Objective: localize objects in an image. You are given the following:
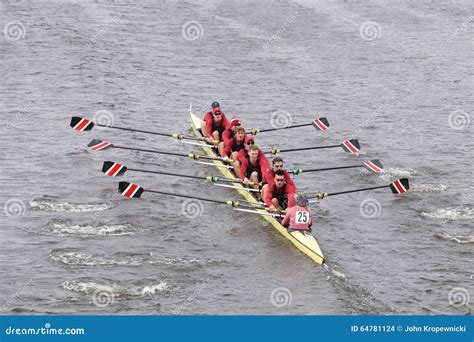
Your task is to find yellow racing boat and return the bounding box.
[189,111,325,265]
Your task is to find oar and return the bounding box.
[250,117,329,135]
[307,178,409,203]
[102,161,258,187]
[117,182,283,218]
[290,159,383,175]
[265,139,361,155]
[87,139,222,161]
[70,116,207,143]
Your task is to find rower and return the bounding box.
[261,157,297,203]
[235,136,267,177]
[240,145,269,194]
[218,117,242,156]
[202,101,230,144]
[281,194,312,232]
[220,127,246,164]
[265,169,296,212]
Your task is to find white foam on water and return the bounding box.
[411,184,448,193]
[380,167,420,181]
[30,198,114,212]
[42,221,137,237]
[421,207,474,220]
[434,232,474,244]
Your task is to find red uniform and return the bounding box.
[221,127,235,145]
[240,156,269,182]
[202,112,230,139]
[265,183,296,209]
[265,169,297,193]
[221,136,246,157]
[237,148,268,165]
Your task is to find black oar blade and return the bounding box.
[363,159,384,173]
[118,181,144,198]
[102,161,127,177]
[389,178,409,194]
[312,117,330,131]
[341,139,361,154]
[70,117,94,131]
[88,139,113,151]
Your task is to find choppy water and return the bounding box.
[1,0,472,315]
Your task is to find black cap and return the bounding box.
[211,101,220,108]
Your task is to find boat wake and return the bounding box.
[380,167,420,180]
[41,220,140,237]
[421,206,474,221]
[410,183,448,193]
[62,277,170,299]
[434,232,474,244]
[30,196,114,212]
[50,248,218,267]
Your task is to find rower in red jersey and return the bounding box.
[201,101,230,144]
[235,136,269,180]
[240,145,269,194]
[265,169,296,212]
[261,157,297,203]
[218,117,242,156]
[220,127,246,164]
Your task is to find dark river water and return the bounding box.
[1,0,472,315]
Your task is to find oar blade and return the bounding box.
[363,159,384,173]
[118,181,144,198]
[341,139,361,154]
[390,178,409,194]
[70,117,94,131]
[88,139,113,151]
[312,117,330,131]
[102,161,127,177]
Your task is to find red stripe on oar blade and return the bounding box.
[123,183,139,198]
[106,163,123,177]
[90,141,111,151]
[313,119,328,131]
[74,118,92,131]
[342,140,359,153]
[393,180,407,193]
[364,161,383,173]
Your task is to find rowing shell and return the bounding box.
[189,112,325,265]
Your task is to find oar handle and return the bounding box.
[96,124,171,138]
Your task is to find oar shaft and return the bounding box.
[145,189,224,205]
[128,168,205,180]
[266,144,341,154]
[96,124,171,138]
[257,123,310,133]
[114,145,190,158]
[302,165,361,173]
[326,185,389,197]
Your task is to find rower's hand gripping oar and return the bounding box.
[117,182,283,218]
[87,139,222,161]
[101,161,258,187]
[265,139,361,155]
[290,159,383,175]
[250,117,329,135]
[307,178,410,203]
[70,116,210,144]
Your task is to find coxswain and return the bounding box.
[281,194,312,231]
[239,145,269,194]
[261,157,297,203]
[265,169,296,211]
[202,101,230,144]
[220,127,246,165]
[218,117,242,156]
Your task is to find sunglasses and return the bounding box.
[246,141,254,145]
[213,112,222,116]
[275,178,285,182]
[273,164,283,168]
